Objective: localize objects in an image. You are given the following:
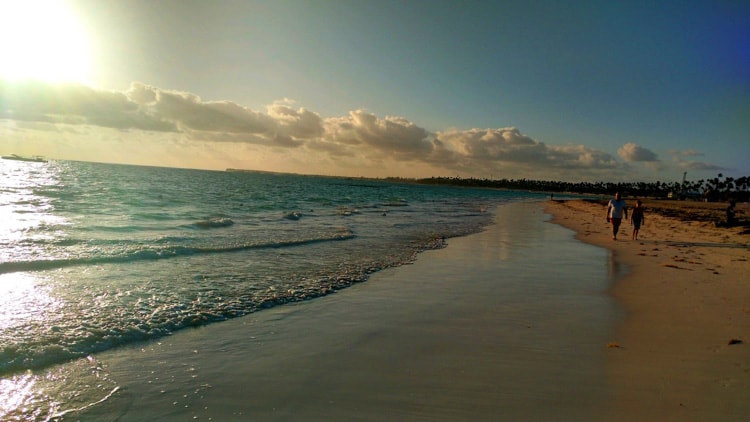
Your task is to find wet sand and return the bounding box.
[86,201,618,421]
[547,198,750,421]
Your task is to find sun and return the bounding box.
[0,0,93,84]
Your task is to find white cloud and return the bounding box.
[437,128,618,170]
[267,100,324,139]
[617,142,659,162]
[135,84,277,135]
[324,110,434,160]
[2,80,637,179]
[0,79,176,131]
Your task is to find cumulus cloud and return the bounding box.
[324,110,433,160]
[129,83,277,135]
[1,80,631,178]
[617,142,659,162]
[437,128,618,169]
[0,80,176,131]
[267,99,324,139]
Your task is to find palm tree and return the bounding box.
[737,176,748,193]
[724,176,735,192]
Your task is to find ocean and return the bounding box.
[1,160,542,377]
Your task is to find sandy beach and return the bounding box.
[547,198,750,420]
[74,199,749,421]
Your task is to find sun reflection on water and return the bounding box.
[0,372,51,420]
[0,161,126,418]
[0,272,61,331]
[0,356,121,420]
[1,160,69,264]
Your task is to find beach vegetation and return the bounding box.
[386,173,750,202]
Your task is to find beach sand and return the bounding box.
[78,199,749,421]
[547,198,750,421]
[84,202,617,421]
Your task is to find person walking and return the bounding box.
[606,192,628,240]
[630,199,645,240]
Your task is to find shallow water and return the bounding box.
[70,203,617,420]
[1,159,554,419]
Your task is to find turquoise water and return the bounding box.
[0,159,543,378]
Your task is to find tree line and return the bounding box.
[386,173,749,202]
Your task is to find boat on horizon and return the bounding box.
[1,153,48,163]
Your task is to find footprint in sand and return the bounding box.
[662,263,692,270]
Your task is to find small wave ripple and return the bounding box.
[0,229,355,274]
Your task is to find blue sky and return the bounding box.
[1,0,748,182]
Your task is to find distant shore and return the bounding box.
[546,198,750,420]
[223,166,750,206]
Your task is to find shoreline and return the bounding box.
[82,201,617,420]
[15,198,747,420]
[546,198,750,420]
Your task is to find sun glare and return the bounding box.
[0,0,92,84]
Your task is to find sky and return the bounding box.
[1,0,748,182]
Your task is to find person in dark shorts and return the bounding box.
[630,199,645,240]
[606,192,628,240]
